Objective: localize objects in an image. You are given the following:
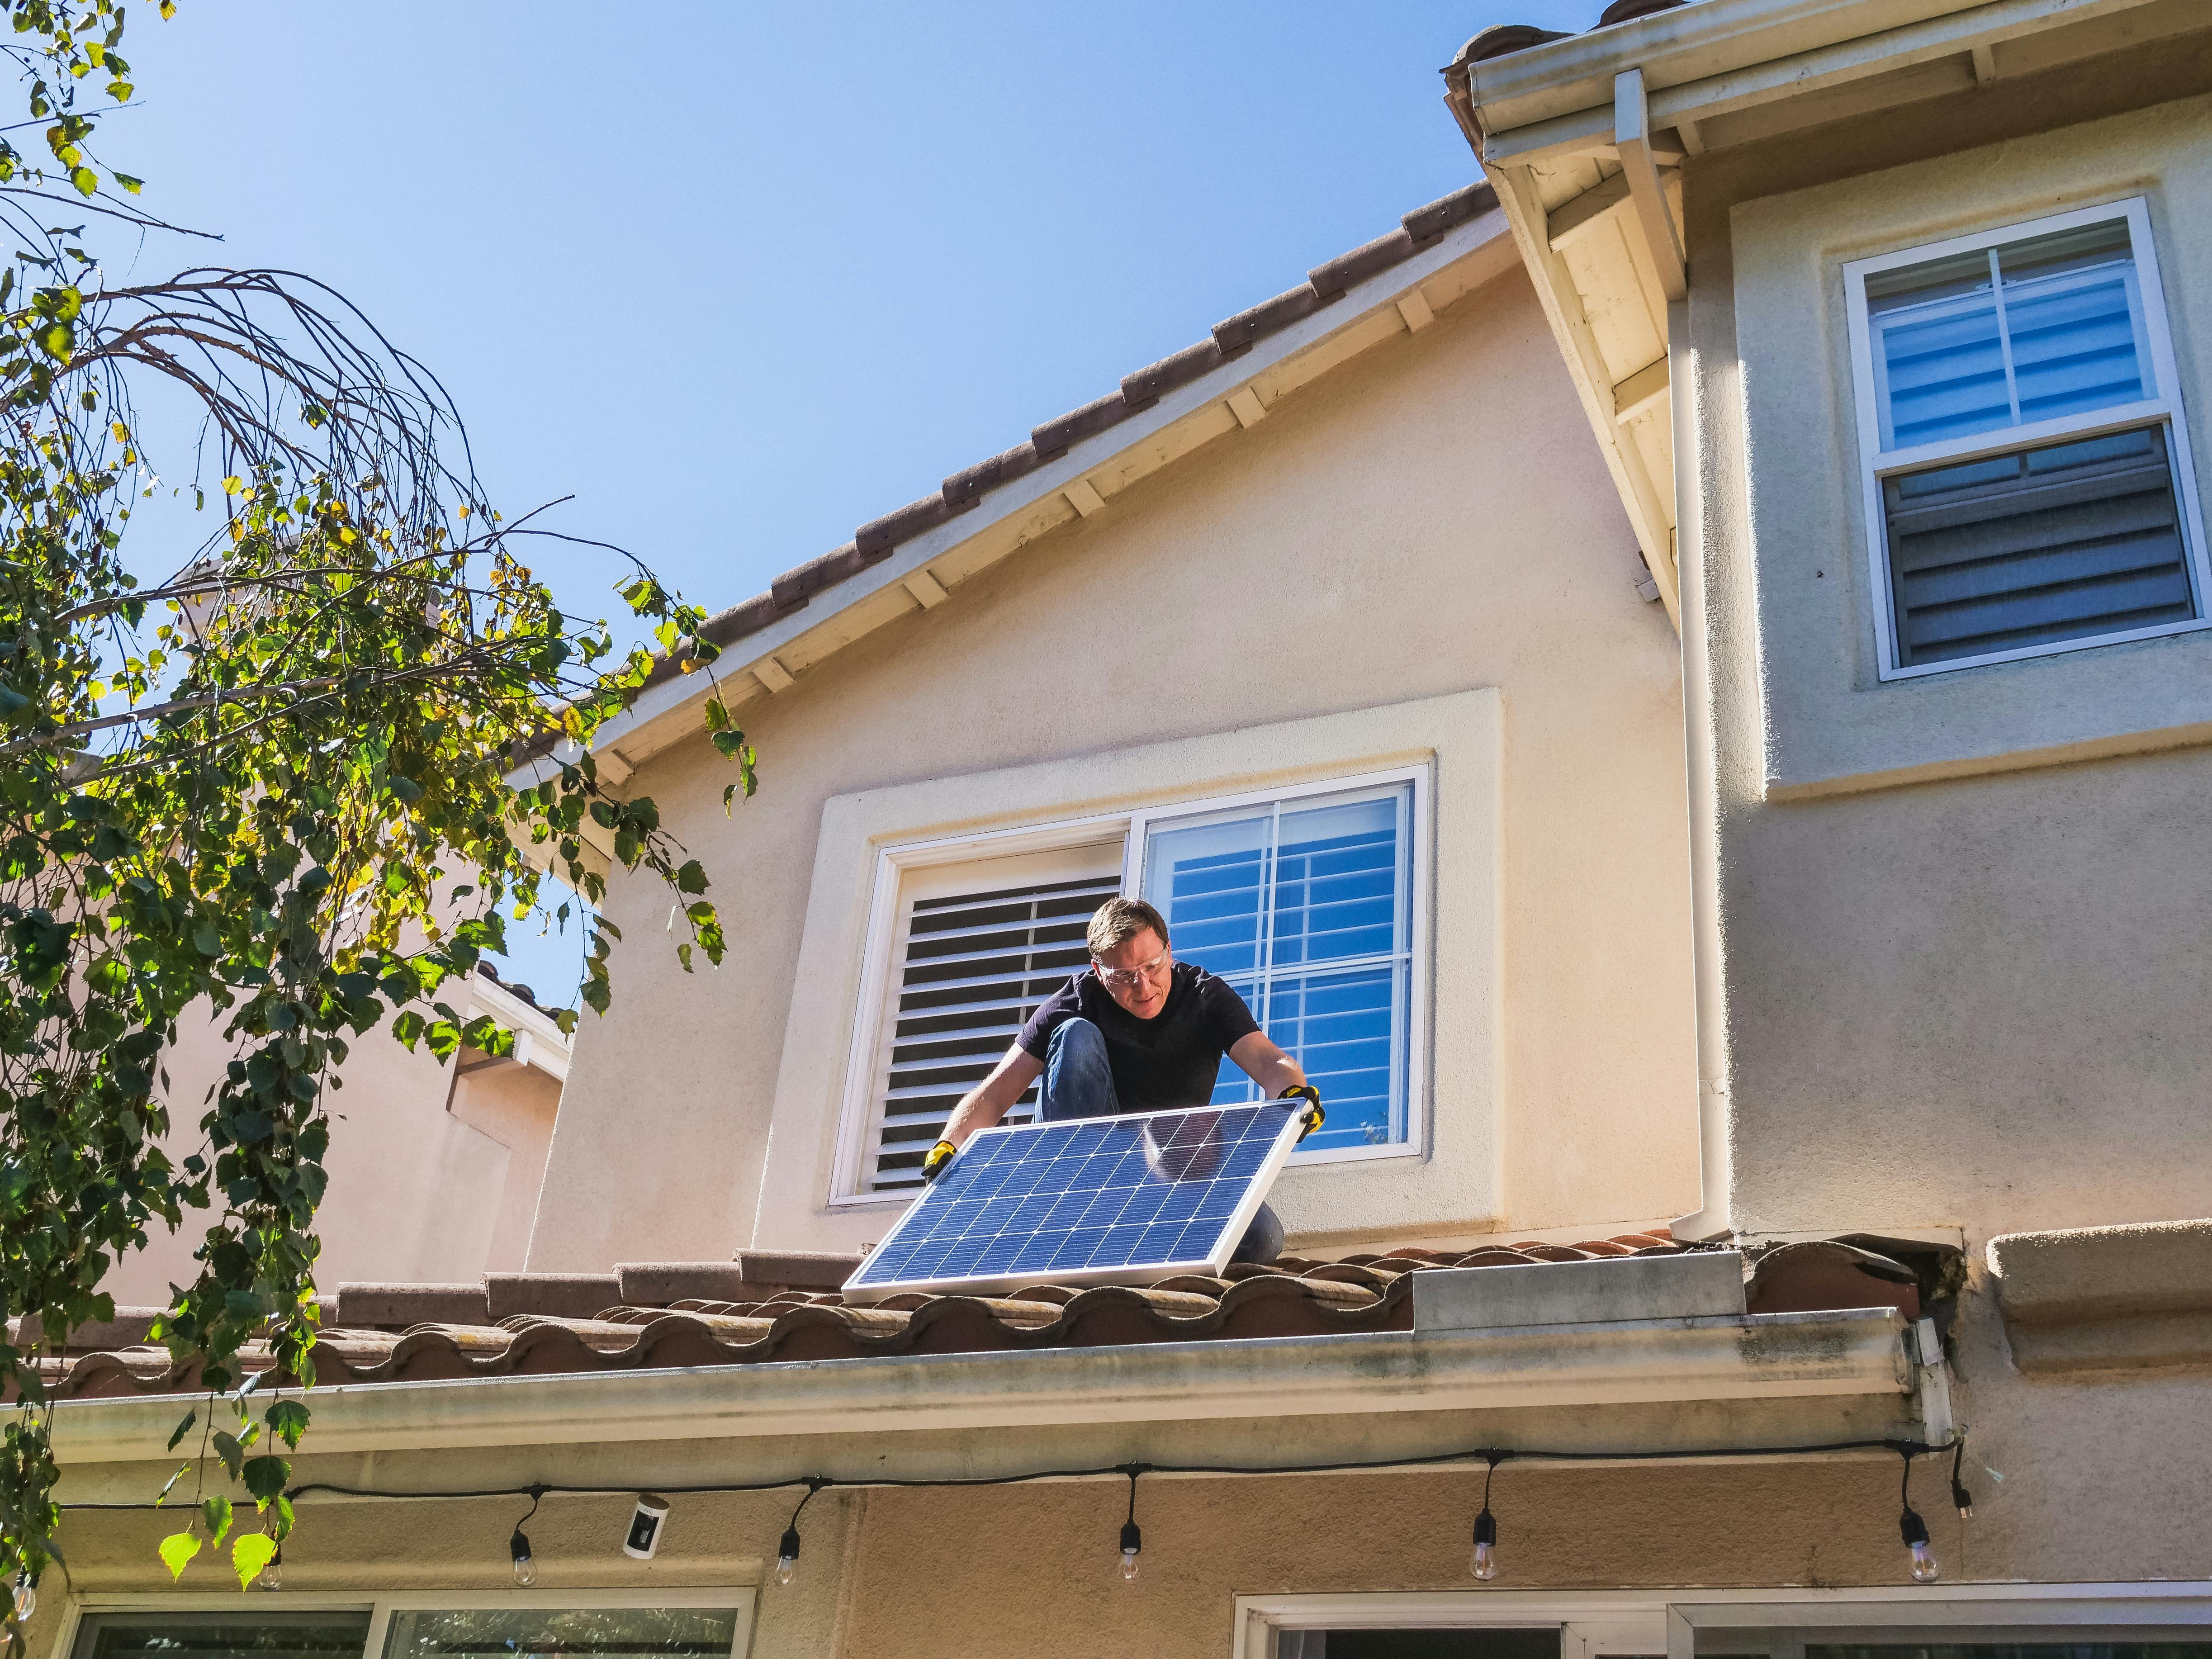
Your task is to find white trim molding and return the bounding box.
[1236,1582,2212,1659]
[748,691,1503,1258]
[830,763,1435,1204]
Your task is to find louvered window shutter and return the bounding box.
[1885,424,2192,667]
[861,846,1123,1193]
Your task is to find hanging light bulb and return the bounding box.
[1949,1443,1976,1522]
[1900,1506,1938,1583]
[11,1574,35,1624]
[775,1526,801,1587]
[508,1485,545,1588]
[1470,1508,1499,1581]
[259,1548,283,1592]
[509,1526,537,1588]
[1119,1518,1142,1582]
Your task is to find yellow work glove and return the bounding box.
[920,1139,958,1183]
[1279,1084,1325,1141]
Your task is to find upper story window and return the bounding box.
[1845,199,2209,677]
[838,768,1427,1200]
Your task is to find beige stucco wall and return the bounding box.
[103,995,560,1308]
[527,260,1700,1270]
[1676,55,2212,1241]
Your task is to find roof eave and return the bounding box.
[1465,0,2176,165]
[47,1308,1912,1482]
[527,205,1519,784]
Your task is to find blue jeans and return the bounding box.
[1041,1018,1284,1266]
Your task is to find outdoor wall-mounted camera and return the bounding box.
[622,1493,670,1560]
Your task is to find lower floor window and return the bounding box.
[76,1614,372,1659]
[72,1607,746,1659]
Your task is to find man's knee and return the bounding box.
[1230,1200,1284,1265]
[1042,1018,1117,1120]
[1049,1016,1106,1062]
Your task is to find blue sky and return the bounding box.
[113,0,1597,1001]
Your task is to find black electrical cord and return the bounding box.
[1949,1437,1975,1519]
[53,1433,1961,1513]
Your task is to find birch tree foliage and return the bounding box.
[0,0,753,1617]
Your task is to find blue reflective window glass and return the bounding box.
[1145,782,1413,1152]
[1868,218,2147,453]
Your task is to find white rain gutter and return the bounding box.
[49,1308,1911,1469]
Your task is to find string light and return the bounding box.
[258,1547,283,1592]
[1117,1465,1145,1583]
[11,1573,34,1624]
[1470,1453,1503,1581]
[776,1479,828,1587]
[510,1485,545,1588]
[163,1431,1974,1596]
[1900,1450,1939,1583]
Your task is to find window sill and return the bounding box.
[1763,625,2212,801]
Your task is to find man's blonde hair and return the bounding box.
[1088,897,1170,958]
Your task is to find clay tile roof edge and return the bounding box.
[534,185,1509,774]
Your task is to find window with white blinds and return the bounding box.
[1137,780,1416,1155]
[1846,200,2209,678]
[856,844,1122,1194]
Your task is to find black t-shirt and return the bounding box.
[1017,960,1261,1113]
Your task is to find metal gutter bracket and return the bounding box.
[1614,67,1687,303]
[1908,1316,1955,1443]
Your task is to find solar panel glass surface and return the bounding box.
[843,1101,1303,1299]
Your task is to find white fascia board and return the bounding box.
[460,972,572,1081]
[48,1306,1907,1467]
[542,208,1515,781]
[1472,0,2169,164]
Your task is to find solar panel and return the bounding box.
[842,1101,1305,1300]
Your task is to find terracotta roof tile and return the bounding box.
[23,1236,1947,1403]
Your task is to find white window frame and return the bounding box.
[827,763,1431,1205]
[1235,1583,2212,1659]
[1843,196,2210,680]
[1125,764,1430,1170]
[50,1586,757,1659]
[828,811,1131,1206]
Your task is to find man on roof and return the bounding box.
[922,896,1322,1265]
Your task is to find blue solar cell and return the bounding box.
[845,1102,1305,1297]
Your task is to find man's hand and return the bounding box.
[921,1140,958,1183]
[1279,1083,1325,1141]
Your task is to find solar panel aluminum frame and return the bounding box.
[840,1102,1307,1303]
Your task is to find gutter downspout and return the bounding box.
[1668,289,1732,1244]
[1443,56,1731,1242]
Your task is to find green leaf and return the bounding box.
[210,1430,244,1480]
[264,1398,308,1450]
[164,1408,196,1451]
[201,1493,233,1546]
[70,164,95,196]
[241,1454,289,1503]
[674,859,707,895]
[158,1530,201,1580]
[229,1531,277,1590]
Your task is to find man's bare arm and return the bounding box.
[941,1043,1047,1148]
[1229,1031,1306,1098]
